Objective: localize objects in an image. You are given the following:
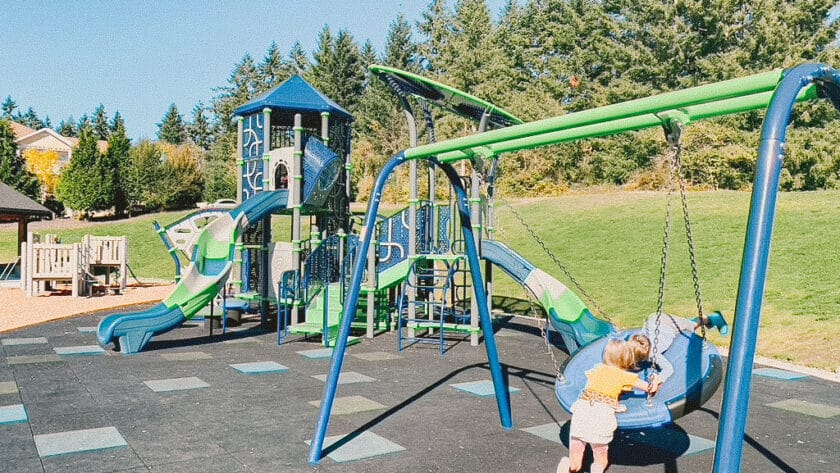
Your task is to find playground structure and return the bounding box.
[307,62,840,473]
[20,233,128,297]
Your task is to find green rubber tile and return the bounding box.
[306,431,405,463]
[2,337,48,346]
[34,426,127,457]
[753,368,808,381]
[0,381,18,395]
[767,399,840,418]
[53,345,105,356]
[450,380,520,398]
[521,423,562,444]
[311,371,376,384]
[350,351,402,361]
[143,377,210,392]
[297,348,334,359]
[308,395,386,415]
[7,355,62,365]
[230,361,289,374]
[160,351,212,361]
[0,404,28,425]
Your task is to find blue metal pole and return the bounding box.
[434,160,512,430]
[308,153,407,465]
[713,63,840,472]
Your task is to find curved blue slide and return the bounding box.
[481,240,614,353]
[98,138,341,354]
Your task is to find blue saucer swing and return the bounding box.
[555,328,724,429]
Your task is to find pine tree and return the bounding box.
[188,103,214,151]
[383,14,418,71]
[259,41,292,92]
[311,28,365,112]
[157,104,187,145]
[105,119,132,216]
[56,117,78,137]
[92,104,110,140]
[289,41,310,75]
[109,111,125,134]
[0,119,40,199]
[124,140,167,211]
[56,124,113,214]
[1,96,17,119]
[18,107,45,129]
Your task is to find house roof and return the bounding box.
[235,75,353,121]
[16,127,109,154]
[0,182,51,222]
[9,121,37,140]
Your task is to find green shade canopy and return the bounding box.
[369,64,523,129]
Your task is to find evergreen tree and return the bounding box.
[18,107,45,129]
[105,119,132,216]
[56,117,78,137]
[0,120,40,199]
[157,103,187,144]
[310,26,336,91]
[109,111,125,134]
[203,134,237,203]
[383,14,418,71]
[417,0,454,74]
[259,41,292,91]
[92,103,110,140]
[77,114,91,132]
[211,53,260,136]
[311,28,365,111]
[2,96,17,119]
[124,140,168,212]
[56,124,113,214]
[289,41,310,75]
[188,102,214,151]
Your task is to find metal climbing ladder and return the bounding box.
[396,255,469,354]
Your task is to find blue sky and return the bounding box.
[1,1,507,141]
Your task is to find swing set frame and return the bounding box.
[309,63,840,473]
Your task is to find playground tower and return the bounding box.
[233,76,353,325]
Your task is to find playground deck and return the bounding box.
[0,303,837,472]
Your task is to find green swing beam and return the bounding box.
[401,69,817,163]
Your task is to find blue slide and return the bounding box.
[98,138,341,354]
[481,240,614,353]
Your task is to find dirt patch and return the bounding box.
[0,283,174,333]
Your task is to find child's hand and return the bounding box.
[647,375,662,395]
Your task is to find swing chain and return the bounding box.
[499,198,611,322]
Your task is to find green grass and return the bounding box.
[2,191,838,369]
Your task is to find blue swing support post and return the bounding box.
[713,63,840,473]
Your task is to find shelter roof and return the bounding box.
[0,182,51,222]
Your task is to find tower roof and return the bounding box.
[235,75,353,121]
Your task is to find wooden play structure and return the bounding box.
[21,233,128,297]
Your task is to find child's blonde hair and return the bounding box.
[628,334,651,367]
[602,339,636,370]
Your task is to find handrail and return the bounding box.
[0,256,21,280]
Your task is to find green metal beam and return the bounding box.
[405,69,806,162]
[435,85,818,162]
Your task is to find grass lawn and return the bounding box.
[1,191,837,370]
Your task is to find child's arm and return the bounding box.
[633,374,662,396]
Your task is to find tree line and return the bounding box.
[3,0,840,218]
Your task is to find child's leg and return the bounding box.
[568,437,586,471]
[590,443,609,473]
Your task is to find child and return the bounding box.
[642,312,727,383]
[557,339,661,473]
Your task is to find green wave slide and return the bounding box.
[97,190,289,353]
[481,240,614,353]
